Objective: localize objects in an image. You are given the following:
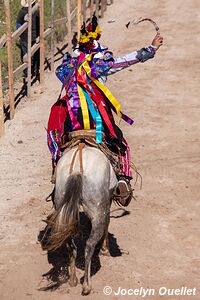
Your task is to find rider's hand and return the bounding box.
[151,33,163,50]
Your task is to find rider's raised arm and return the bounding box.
[106,32,163,76]
[107,46,156,75]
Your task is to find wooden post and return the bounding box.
[0,62,5,136]
[77,0,82,41]
[100,0,105,18]
[82,0,86,23]
[95,0,100,20]
[66,0,72,53]
[4,0,15,119]
[50,0,55,71]
[90,0,94,19]
[104,0,108,11]
[27,0,32,98]
[40,0,45,83]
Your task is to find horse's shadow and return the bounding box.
[38,208,130,291]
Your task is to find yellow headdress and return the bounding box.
[79,14,101,47]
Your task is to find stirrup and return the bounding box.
[113,180,133,207]
[118,180,131,195]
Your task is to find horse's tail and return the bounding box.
[46,174,82,251]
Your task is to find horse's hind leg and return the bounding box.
[82,214,108,296]
[100,216,110,256]
[67,239,78,287]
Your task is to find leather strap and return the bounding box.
[69,143,85,175]
[70,147,79,174]
[79,143,85,174]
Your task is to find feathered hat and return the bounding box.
[79,14,101,52]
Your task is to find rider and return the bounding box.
[47,15,163,206]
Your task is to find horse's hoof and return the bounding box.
[82,285,92,296]
[100,248,110,256]
[69,276,78,287]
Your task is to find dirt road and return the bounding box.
[0,0,199,299]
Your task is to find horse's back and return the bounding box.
[57,146,113,177]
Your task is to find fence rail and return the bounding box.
[0,0,113,136]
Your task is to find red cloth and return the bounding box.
[47,97,68,134]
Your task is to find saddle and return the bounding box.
[61,130,121,175]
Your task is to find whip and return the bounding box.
[126,17,160,33]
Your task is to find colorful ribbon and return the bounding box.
[76,52,134,141]
[82,57,133,124]
[83,89,103,143]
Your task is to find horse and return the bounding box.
[45,143,117,295]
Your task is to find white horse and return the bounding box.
[45,144,117,295]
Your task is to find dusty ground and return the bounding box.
[0,0,200,299]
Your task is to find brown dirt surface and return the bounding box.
[0,0,200,299]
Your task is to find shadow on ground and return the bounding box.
[37,208,129,291]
